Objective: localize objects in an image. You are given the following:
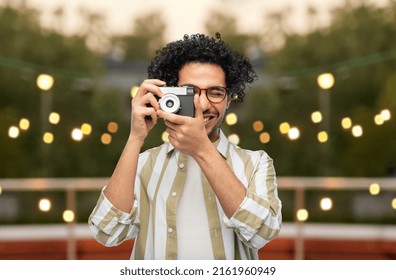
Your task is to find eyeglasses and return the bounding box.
[181,84,228,103]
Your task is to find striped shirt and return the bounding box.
[88,130,282,260]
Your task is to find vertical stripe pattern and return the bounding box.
[88,130,282,259]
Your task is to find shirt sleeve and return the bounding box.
[224,152,282,249]
[88,186,139,247]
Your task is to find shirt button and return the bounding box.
[214,229,219,237]
[168,227,174,234]
[179,163,185,169]
[171,192,177,197]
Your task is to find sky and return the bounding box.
[4,0,391,41]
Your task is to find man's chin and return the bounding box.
[206,127,220,142]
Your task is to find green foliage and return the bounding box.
[1,0,396,180]
[258,0,396,176]
[111,11,167,60]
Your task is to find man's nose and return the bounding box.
[199,91,211,111]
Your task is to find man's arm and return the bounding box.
[102,79,165,212]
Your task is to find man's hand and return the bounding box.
[157,94,211,156]
[130,79,165,143]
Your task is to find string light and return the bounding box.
[320,197,333,211]
[71,128,83,141]
[101,133,112,144]
[259,132,270,144]
[36,74,54,91]
[19,118,30,130]
[130,85,140,98]
[296,209,309,222]
[63,210,75,223]
[107,121,119,133]
[38,198,51,212]
[225,113,238,125]
[351,125,363,137]
[317,73,335,90]
[317,131,328,143]
[161,131,169,142]
[228,133,240,145]
[288,127,300,140]
[374,114,384,125]
[311,111,323,123]
[81,123,92,135]
[43,132,54,144]
[369,183,380,195]
[279,122,290,134]
[252,120,264,132]
[49,112,60,124]
[8,126,20,138]
[380,109,391,121]
[341,117,352,129]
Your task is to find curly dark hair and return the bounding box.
[147,33,257,102]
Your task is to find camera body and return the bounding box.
[158,86,195,117]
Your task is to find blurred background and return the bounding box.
[0,0,395,259]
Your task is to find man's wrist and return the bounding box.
[127,134,145,148]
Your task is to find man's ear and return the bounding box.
[226,94,234,109]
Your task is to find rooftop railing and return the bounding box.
[0,177,395,259]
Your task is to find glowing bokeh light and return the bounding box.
[380,109,391,121]
[81,123,92,135]
[63,210,75,223]
[311,111,323,123]
[225,113,238,126]
[296,209,309,222]
[161,131,169,142]
[351,125,363,137]
[317,131,328,143]
[228,133,240,145]
[36,74,54,91]
[101,133,112,144]
[19,118,30,130]
[392,198,396,210]
[38,198,51,212]
[49,112,60,124]
[279,122,290,134]
[341,117,352,129]
[320,197,333,211]
[374,114,384,125]
[259,132,270,144]
[130,85,140,98]
[369,183,380,195]
[317,73,335,90]
[107,121,119,133]
[43,132,54,144]
[252,120,264,132]
[71,128,83,141]
[288,127,300,140]
[8,126,20,138]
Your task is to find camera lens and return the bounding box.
[166,100,174,107]
[159,94,181,113]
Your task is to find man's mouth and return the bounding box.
[203,115,215,123]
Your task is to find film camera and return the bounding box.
[157,86,195,117]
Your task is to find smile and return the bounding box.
[203,116,216,123]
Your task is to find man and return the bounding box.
[88,33,282,260]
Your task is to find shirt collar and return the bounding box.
[166,129,229,158]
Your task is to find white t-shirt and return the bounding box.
[176,156,234,259]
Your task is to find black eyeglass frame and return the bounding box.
[180,84,228,103]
